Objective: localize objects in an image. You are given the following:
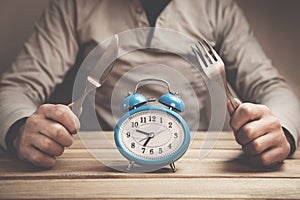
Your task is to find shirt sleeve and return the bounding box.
[214,0,300,149]
[0,0,79,150]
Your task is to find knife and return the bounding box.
[72,34,119,116]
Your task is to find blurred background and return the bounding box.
[0,0,299,98]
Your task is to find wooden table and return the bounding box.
[1,131,300,199]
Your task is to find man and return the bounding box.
[0,0,299,168]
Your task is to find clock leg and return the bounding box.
[127,161,135,171]
[170,162,177,172]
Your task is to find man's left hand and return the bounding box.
[227,99,291,167]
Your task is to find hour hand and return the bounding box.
[136,129,151,136]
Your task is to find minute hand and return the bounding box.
[143,137,152,147]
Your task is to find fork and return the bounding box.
[192,38,239,109]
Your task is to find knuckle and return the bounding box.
[41,140,52,152]
[239,104,253,117]
[244,125,253,135]
[243,125,255,139]
[277,149,286,160]
[251,140,262,154]
[31,154,43,165]
[55,105,70,118]
[31,153,56,168]
[258,154,271,166]
[54,108,67,119]
[39,104,49,113]
[49,124,62,139]
[49,123,73,147]
[270,117,282,130]
[27,114,39,126]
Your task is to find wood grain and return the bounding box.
[1,131,299,199]
[1,178,300,199]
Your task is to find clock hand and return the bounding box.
[136,129,151,136]
[141,132,155,146]
[143,137,152,147]
[155,128,168,136]
[139,136,149,142]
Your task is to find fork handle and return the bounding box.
[224,85,239,110]
[228,95,239,110]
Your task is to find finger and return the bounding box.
[227,98,242,115]
[242,131,281,156]
[235,119,268,145]
[19,145,56,168]
[31,132,64,156]
[41,120,74,147]
[249,147,289,168]
[23,113,74,147]
[235,115,281,145]
[230,103,269,132]
[39,104,80,134]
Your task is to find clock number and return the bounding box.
[126,132,131,138]
[150,149,154,155]
[174,132,178,138]
[160,117,163,123]
[149,116,156,122]
[131,142,135,149]
[142,147,146,153]
[131,122,138,128]
[140,117,146,123]
[159,148,163,154]
[168,143,172,149]
[168,122,173,128]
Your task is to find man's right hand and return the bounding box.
[13,104,80,168]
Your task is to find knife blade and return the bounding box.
[72,34,119,116]
[89,35,119,86]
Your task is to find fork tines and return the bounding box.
[192,41,209,68]
[192,38,218,68]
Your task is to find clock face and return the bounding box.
[115,106,190,165]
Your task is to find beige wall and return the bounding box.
[0,0,299,98]
[0,0,51,74]
[237,0,300,99]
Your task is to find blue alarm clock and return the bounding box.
[114,78,190,172]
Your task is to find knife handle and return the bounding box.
[72,90,88,117]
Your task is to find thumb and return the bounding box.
[68,102,82,117]
[227,98,242,116]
